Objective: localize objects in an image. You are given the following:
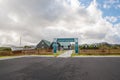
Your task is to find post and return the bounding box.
[75,38,79,54]
[53,38,57,53]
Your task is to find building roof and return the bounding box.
[42,40,51,47]
[36,39,51,49]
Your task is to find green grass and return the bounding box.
[0,54,54,58]
[32,54,54,56]
[0,47,11,51]
[37,53,53,55]
[0,56,16,58]
[71,49,120,57]
[71,53,120,57]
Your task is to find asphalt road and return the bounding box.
[0,57,120,80]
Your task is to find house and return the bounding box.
[36,40,51,49]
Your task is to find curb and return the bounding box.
[0,55,54,60]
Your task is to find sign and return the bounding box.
[57,38,75,42]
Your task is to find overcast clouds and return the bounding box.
[0,0,120,46]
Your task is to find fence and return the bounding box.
[0,49,120,56]
[0,49,53,56]
[80,49,120,55]
[0,51,12,56]
[22,49,53,55]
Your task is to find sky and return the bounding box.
[0,0,120,46]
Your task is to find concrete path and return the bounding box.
[58,50,73,58]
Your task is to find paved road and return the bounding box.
[58,50,73,58]
[0,57,120,80]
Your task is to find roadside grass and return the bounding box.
[0,54,54,59]
[71,49,120,57]
[0,55,26,58]
[71,53,120,57]
[0,56,9,58]
[0,50,66,58]
[0,50,54,57]
[0,52,54,58]
[37,53,53,56]
[1,49,120,58]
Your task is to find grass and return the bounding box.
[31,54,54,57]
[71,53,120,57]
[0,56,18,58]
[0,49,120,57]
[71,49,120,56]
[0,54,54,59]
[0,47,11,51]
[71,49,120,57]
[0,50,65,58]
[0,56,8,58]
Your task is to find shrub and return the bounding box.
[0,47,11,51]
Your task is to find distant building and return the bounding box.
[11,47,24,51]
[11,45,36,51]
[36,40,51,49]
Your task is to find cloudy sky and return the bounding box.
[0,0,120,46]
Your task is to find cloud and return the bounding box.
[104,23,120,44]
[103,0,120,9]
[103,4,111,9]
[104,16,118,23]
[0,0,120,46]
[116,4,120,9]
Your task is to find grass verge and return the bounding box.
[71,53,120,57]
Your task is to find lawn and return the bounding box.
[0,49,66,58]
[71,49,120,57]
[71,53,120,57]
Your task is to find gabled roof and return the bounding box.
[42,40,51,47]
[36,40,51,49]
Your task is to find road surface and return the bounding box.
[0,57,120,80]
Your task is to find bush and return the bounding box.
[0,47,11,51]
[79,45,99,49]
